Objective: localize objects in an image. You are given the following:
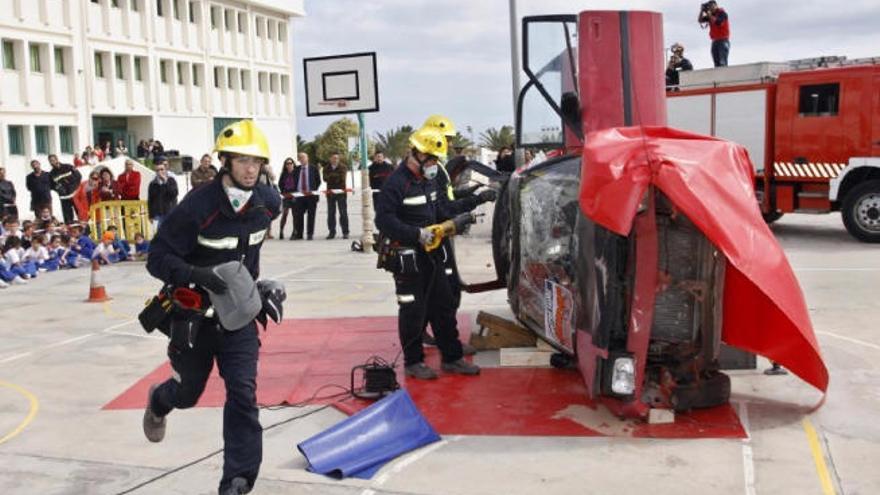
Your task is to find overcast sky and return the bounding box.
[291,0,880,142]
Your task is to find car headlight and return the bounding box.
[610,356,636,395]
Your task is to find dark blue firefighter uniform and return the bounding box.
[146,173,280,492]
[375,163,480,366]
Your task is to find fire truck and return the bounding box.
[667,58,880,242]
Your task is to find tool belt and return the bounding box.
[377,234,421,275]
[139,285,215,349]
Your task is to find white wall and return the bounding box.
[152,115,211,158]
[255,118,296,177]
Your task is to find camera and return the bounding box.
[700,1,715,11]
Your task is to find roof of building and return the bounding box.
[249,0,305,17]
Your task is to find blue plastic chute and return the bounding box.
[297,390,440,479]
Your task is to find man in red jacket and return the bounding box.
[116,159,142,200]
[698,1,730,67]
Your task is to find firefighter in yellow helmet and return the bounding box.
[417,116,497,347]
[374,126,495,379]
[143,119,282,495]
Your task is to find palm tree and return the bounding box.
[374,125,414,162]
[479,126,515,151]
[450,132,474,150]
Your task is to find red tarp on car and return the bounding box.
[579,126,828,392]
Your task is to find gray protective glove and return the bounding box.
[256,279,287,329]
[190,266,228,294]
[418,228,435,248]
[453,213,476,234]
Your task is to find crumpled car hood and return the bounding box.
[579,126,828,393]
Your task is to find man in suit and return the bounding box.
[291,152,321,240]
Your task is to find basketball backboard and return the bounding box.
[303,52,379,116]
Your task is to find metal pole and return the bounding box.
[509,0,524,167]
[358,113,374,253]
[508,0,521,115]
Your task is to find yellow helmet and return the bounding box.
[409,127,448,160]
[422,114,457,137]
[213,120,270,161]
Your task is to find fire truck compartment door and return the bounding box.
[873,75,880,156]
[578,126,828,393]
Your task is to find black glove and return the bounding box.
[477,189,497,203]
[452,213,475,234]
[256,279,286,329]
[190,266,228,294]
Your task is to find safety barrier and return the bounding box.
[88,200,153,242]
[282,188,354,199]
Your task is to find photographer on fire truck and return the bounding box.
[698,1,730,67]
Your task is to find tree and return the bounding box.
[296,134,316,163]
[374,125,414,163]
[450,132,474,150]
[314,118,358,166]
[479,126,515,151]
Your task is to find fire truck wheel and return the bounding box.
[762,210,784,224]
[842,179,880,243]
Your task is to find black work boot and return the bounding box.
[442,359,481,376]
[142,384,166,443]
[462,342,478,356]
[404,363,438,380]
[219,477,251,495]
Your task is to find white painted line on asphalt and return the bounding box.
[0,319,137,365]
[0,352,33,364]
[793,267,880,272]
[285,278,388,284]
[736,401,756,495]
[105,330,165,340]
[817,331,880,352]
[359,436,461,495]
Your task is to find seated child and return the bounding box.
[70,225,96,260]
[50,234,80,269]
[93,231,120,265]
[0,257,28,287]
[133,232,150,261]
[106,225,133,261]
[24,234,59,272]
[3,236,37,278]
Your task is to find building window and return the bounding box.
[60,126,75,154]
[798,83,840,117]
[94,52,104,78]
[227,68,234,89]
[240,71,248,91]
[2,41,15,70]
[35,126,50,155]
[156,0,163,17]
[131,0,139,12]
[224,9,232,31]
[270,74,277,93]
[115,54,125,79]
[255,17,262,37]
[192,64,200,86]
[54,47,65,74]
[213,66,220,88]
[134,57,143,81]
[281,75,288,94]
[173,0,180,20]
[160,60,168,83]
[278,24,285,42]
[177,62,185,85]
[211,7,219,29]
[29,44,42,73]
[112,0,120,7]
[258,72,265,93]
[8,126,25,155]
[188,1,195,23]
[238,13,245,33]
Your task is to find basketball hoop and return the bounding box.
[303,52,379,117]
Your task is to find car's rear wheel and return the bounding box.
[491,178,513,284]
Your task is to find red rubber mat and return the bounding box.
[104,316,744,438]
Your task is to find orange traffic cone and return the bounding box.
[86,259,111,303]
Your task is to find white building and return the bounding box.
[0,0,304,216]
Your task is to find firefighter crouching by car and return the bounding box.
[139,120,284,495]
[375,127,495,380]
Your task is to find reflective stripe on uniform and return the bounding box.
[197,235,238,250]
[430,191,437,201]
[249,229,267,245]
[403,195,427,205]
[397,294,415,303]
[445,268,454,275]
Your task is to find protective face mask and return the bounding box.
[423,165,439,180]
[224,184,253,213]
